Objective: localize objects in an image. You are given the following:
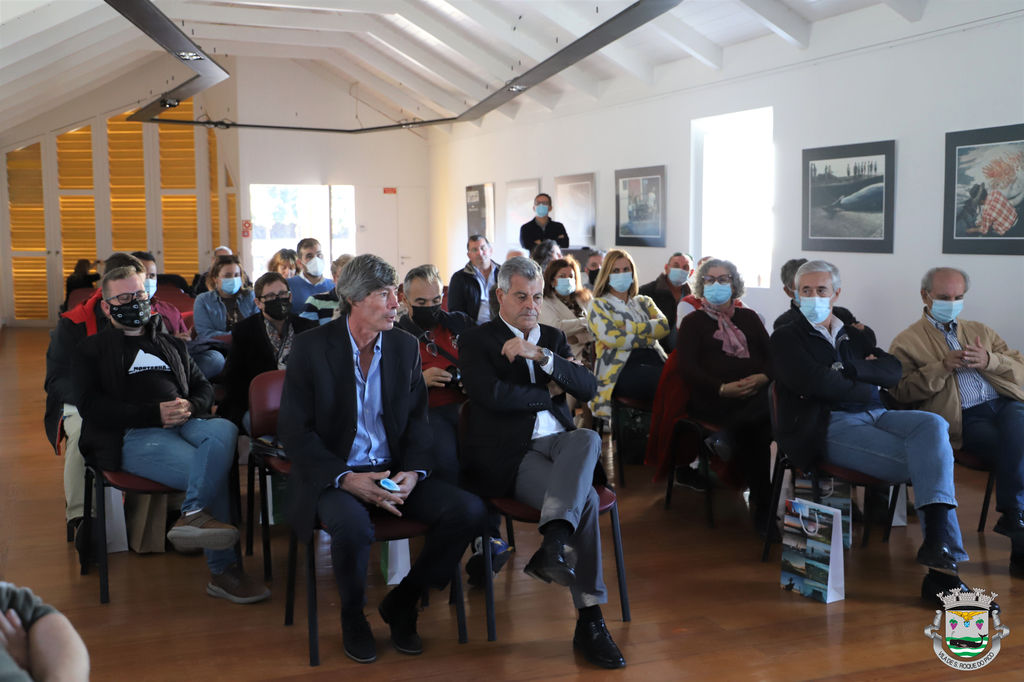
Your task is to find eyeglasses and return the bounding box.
[260,292,292,302]
[701,275,733,285]
[105,290,148,305]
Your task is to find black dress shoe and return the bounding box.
[994,511,1024,541]
[573,618,626,669]
[916,543,957,572]
[920,572,999,612]
[341,612,377,664]
[524,539,577,586]
[378,589,422,655]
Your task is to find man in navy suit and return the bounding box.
[458,256,625,669]
[279,254,486,664]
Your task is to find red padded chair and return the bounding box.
[245,369,287,581]
[283,516,467,666]
[80,464,181,604]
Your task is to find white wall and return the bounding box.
[429,2,1024,350]
[232,57,431,279]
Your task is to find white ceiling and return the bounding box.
[0,0,932,137]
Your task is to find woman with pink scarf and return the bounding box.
[677,258,773,537]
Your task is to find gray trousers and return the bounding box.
[514,428,607,609]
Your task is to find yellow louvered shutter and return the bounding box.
[108,112,147,253]
[208,128,220,248]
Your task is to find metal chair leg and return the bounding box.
[609,502,630,622]
[979,472,995,533]
[306,538,319,666]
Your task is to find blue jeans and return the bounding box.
[825,408,967,561]
[962,397,1024,513]
[192,349,225,379]
[121,417,239,573]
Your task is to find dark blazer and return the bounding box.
[770,312,900,470]
[278,318,433,539]
[71,320,213,471]
[458,319,597,497]
[220,312,317,428]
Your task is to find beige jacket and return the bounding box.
[539,295,594,362]
[888,311,1024,447]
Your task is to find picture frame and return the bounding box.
[943,123,1024,255]
[802,140,894,253]
[615,165,665,247]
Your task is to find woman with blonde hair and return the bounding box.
[587,248,670,420]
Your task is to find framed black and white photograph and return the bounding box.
[802,140,894,253]
[943,123,1024,255]
[615,165,665,247]
[554,172,596,246]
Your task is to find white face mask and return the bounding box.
[305,256,325,278]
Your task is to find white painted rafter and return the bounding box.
[883,0,927,22]
[737,0,810,48]
[652,14,722,70]
[529,2,654,83]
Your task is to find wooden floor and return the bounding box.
[2,326,1024,680]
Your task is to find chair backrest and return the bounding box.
[249,369,286,437]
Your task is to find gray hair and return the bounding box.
[403,263,442,289]
[497,256,542,291]
[336,254,398,315]
[794,259,841,292]
[921,267,971,294]
[692,258,745,300]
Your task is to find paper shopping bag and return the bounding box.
[781,498,845,603]
[795,475,852,549]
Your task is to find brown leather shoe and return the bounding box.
[207,565,270,604]
[166,510,239,551]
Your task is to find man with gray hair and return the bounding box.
[890,266,1024,576]
[458,256,625,669]
[279,253,486,664]
[772,260,980,606]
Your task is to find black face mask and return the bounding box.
[264,299,290,321]
[411,304,441,330]
[587,269,599,286]
[109,299,152,328]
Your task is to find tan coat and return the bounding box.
[539,295,594,362]
[888,311,1024,447]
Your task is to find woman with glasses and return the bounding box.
[192,255,258,378]
[540,256,596,428]
[220,272,317,432]
[677,258,774,536]
[587,248,671,421]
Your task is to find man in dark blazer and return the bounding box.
[458,256,625,670]
[278,254,486,665]
[219,271,316,430]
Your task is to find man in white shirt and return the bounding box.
[457,257,625,670]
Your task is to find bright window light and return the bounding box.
[692,107,774,288]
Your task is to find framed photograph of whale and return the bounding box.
[615,165,666,247]
[802,140,894,253]
[943,123,1024,255]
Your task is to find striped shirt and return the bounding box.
[925,313,998,409]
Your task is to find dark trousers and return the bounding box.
[316,477,487,614]
[962,397,1024,513]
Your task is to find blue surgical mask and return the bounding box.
[144,278,157,299]
[221,276,242,295]
[554,277,575,297]
[930,299,963,324]
[799,296,832,324]
[535,204,550,218]
[703,282,733,306]
[608,272,633,293]
[667,267,687,286]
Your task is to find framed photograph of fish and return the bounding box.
[943,123,1024,255]
[802,140,895,253]
[615,165,666,247]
